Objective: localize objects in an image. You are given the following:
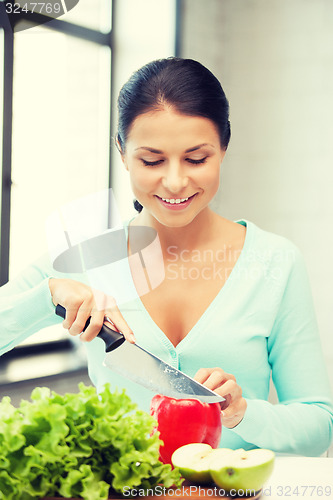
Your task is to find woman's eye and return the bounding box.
[186,157,208,165]
[141,159,164,167]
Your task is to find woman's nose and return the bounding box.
[162,164,189,193]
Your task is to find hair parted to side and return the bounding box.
[116,57,231,213]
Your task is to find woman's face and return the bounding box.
[122,107,226,228]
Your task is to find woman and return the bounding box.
[1,57,332,456]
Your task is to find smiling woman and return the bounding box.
[0,57,333,459]
[122,109,225,227]
[116,58,230,232]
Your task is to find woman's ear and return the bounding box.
[121,153,129,171]
[121,155,128,171]
[220,149,227,164]
[115,136,129,171]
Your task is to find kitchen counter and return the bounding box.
[262,456,333,498]
[43,457,333,500]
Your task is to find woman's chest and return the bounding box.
[127,220,247,347]
[120,284,272,400]
[138,258,234,346]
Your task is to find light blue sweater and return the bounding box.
[0,220,332,456]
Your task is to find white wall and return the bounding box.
[180,0,333,388]
[111,0,176,221]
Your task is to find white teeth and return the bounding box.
[161,197,189,204]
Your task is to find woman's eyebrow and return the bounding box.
[135,143,215,154]
[185,143,214,153]
[135,147,163,153]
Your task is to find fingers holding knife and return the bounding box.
[49,278,136,344]
[194,367,247,428]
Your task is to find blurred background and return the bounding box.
[0,0,332,425]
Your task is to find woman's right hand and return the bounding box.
[48,278,135,343]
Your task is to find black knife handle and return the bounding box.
[55,304,125,353]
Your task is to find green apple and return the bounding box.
[171,444,236,483]
[209,448,275,492]
[171,444,275,491]
[171,443,214,483]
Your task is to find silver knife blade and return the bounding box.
[103,340,224,404]
[55,305,223,404]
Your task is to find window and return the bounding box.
[0,0,177,381]
[10,28,111,277]
[61,0,112,32]
[1,1,113,358]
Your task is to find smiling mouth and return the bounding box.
[156,194,196,205]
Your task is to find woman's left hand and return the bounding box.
[194,367,247,428]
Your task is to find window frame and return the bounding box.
[0,1,114,286]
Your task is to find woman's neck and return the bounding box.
[133,207,222,255]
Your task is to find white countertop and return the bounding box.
[261,457,333,499]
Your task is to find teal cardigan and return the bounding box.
[1,220,332,456]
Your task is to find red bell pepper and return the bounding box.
[150,394,222,465]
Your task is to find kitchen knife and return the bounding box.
[56,304,224,404]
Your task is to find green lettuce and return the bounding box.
[0,383,183,499]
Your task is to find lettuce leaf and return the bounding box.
[0,383,183,499]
